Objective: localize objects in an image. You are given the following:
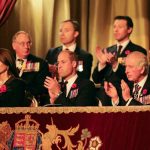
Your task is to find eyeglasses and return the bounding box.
[15,41,32,47]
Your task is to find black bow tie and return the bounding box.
[17,59,24,63]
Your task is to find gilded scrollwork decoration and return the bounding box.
[0,114,102,150]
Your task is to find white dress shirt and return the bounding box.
[65,74,78,96]
[62,43,76,52]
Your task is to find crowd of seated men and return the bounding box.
[0,16,149,107]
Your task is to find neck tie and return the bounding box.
[60,81,68,95]
[117,45,123,57]
[133,84,141,100]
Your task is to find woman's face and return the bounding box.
[0,61,8,74]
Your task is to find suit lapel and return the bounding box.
[139,76,150,97]
[57,46,62,53]
[53,47,62,63]
[121,41,133,57]
[74,46,80,55]
[67,78,79,99]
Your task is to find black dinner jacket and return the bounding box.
[45,46,93,79]
[17,54,50,105]
[92,63,128,87]
[0,76,30,107]
[54,77,98,106]
[92,41,147,84]
[92,60,130,106]
[107,41,147,57]
[95,64,129,106]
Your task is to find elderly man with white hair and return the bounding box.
[104,51,150,105]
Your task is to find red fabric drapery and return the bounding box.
[0,0,16,27]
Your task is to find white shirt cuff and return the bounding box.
[111,98,119,106]
[125,98,133,106]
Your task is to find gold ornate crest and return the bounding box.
[13,115,39,149]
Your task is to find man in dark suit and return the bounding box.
[44,50,97,106]
[104,51,150,106]
[45,19,93,79]
[12,31,50,106]
[92,16,147,84]
[92,16,147,106]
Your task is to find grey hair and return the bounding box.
[12,31,32,42]
[127,51,149,74]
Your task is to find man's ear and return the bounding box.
[12,42,16,50]
[74,31,79,38]
[128,27,133,34]
[140,66,145,74]
[72,60,78,68]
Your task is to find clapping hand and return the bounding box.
[95,46,108,65]
[121,80,131,101]
[95,46,117,66]
[48,64,58,78]
[104,81,119,103]
[44,76,61,103]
